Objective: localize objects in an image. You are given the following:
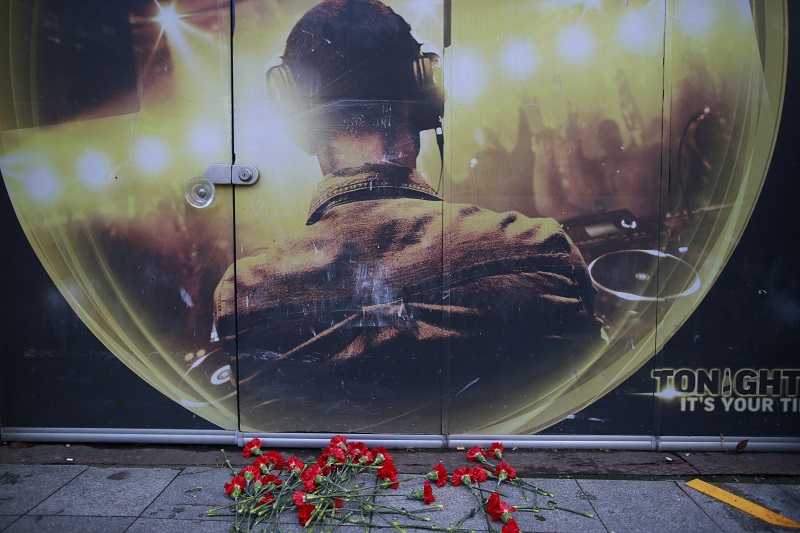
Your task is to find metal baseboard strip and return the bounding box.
[449,434,655,450]
[2,428,798,451]
[0,427,237,445]
[658,436,800,452]
[241,432,447,449]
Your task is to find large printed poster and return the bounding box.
[0,0,790,439]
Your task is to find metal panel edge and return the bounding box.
[3,429,798,452]
[449,435,654,451]
[241,432,447,449]
[659,436,800,452]
[0,427,237,445]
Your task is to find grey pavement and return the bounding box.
[1,445,799,532]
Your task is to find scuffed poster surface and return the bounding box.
[0,0,793,440]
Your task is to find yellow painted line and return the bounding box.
[685,478,800,529]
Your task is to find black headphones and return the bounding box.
[265,40,445,136]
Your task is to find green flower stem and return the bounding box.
[389,522,478,533]
[470,485,502,494]
[373,511,407,533]
[478,458,496,469]
[514,478,554,497]
[545,500,594,518]
[206,501,238,515]
[219,449,237,476]
[453,506,479,530]
[512,506,542,513]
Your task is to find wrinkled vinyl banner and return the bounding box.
[0,0,787,435]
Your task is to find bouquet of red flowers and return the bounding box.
[210,436,592,532]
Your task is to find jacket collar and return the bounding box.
[307,163,441,225]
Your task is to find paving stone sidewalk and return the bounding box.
[1,462,799,532]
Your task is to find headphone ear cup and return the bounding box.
[411,53,444,131]
[266,61,297,106]
[266,60,316,153]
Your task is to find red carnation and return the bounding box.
[452,467,474,486]
[239,464,260,482]
[257,493,275,507]
[286,455,305,475]
[330,434,348,449]
[472,465,489,482]
[423,480,436,504]
[377,461,399,489]
[318,446,346,469]
[502,518,521,533]
[329,445,346,464]
[297,502,316,526]
[263,450,285,471]
[486,492,516,522]
[426,462,448,487]
[292,490,307,507]
[409,479,436,504]
[242,438,262,458]
[301,464,323,492]
[371,446,394,465]
[347,441,370,462]
[495,461,517,480]
[224,475,247,498]
[357,448,374,465]
[253,456,270,475]
[489,442,505,459]
[466,446,487,463]
[261,473,282,488]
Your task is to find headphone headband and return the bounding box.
[265,39,444,134]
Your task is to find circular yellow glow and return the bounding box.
[447,47,487,104]
[500,39,539,79]
[133,136,171,175]
[558,24,596,65]
[26,163,62,203]
[618,7,663,52]
[77,150,114,190]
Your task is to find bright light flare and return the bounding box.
[133,136,170,175]
[618,6,663,52]
[150,1,202,61]
[558,24,596,65]
[447,48,487,104]
[153,2,187,34]
[501,39,539,79]
[655,387,682,400]
[26,163,63,203]
[77,150,114,189]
